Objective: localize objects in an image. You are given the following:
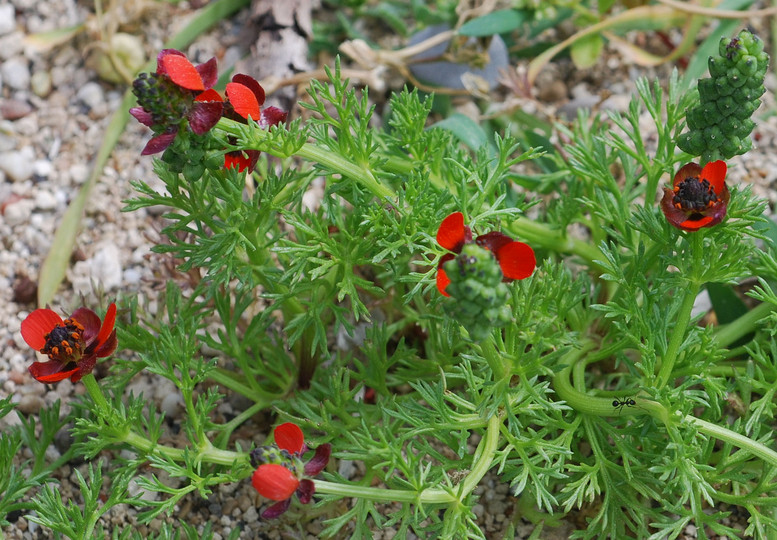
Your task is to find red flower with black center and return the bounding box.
[435,212,536,296]
[130,49,223,155]
[251,422,331,519]
[222,74,288,172]
[660,160,730,231]
[21,303,118,384]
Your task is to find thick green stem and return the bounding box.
[713,301,776,348]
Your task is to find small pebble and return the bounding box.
[17,394,45,415]
[30,71,52,97]
[1,57,30,90]
[0,5,15,35]
[88,242,123,290]
[1,98,33,120]
[159,392,183,417]
[3,197,33,225]
[33,159,53,179]
[76,81,105,112]
[0,146,35,181]
[34,189,57,210]
[68,163,89,184]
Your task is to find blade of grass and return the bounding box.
[37,0,252,306]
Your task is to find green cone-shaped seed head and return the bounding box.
[442,243,512,340]
[677,29,769,163]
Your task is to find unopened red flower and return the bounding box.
[222,74,288,172]
[661,160,730,231]
[130,49,223,155]
[435,212,536,296]
[250,422,331,519]
[21,303,117,383]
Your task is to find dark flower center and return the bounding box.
[41,318,85,363]
[672,177,719,212]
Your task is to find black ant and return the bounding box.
[612,397,636,414]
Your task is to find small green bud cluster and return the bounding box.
[442,243,512,340]
[677,30,768,164]
[161,133,225,182]
[132,73,193,128]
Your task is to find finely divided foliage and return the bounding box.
[5,32,777,540]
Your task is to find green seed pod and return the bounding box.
[716,96,736,117]
[442,243,513,340]
[183,161,205,183]
[736,55,758,77]
[677,29,769,162]
[697,78,719,101]
[708,56,727,78]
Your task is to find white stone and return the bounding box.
[33,159,53,179]
[0,146,36,182]
[88,242,123,290]
[3,197,33,226]
[0,5,15,35]
[68,163,89,184]
[123,267,142,285]
[34,189,58,210]
[76,81,105,111]
[30,70,52,97]
[1,57,30,90]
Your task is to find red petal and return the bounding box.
[274,423,304,454]
[304,444,331,476]
[71,307,102,344]
[252,464,299,501]
[95,304,117,348]
[70,355,96,383]
[437,212,470,251]
[476,231,513,254]
[261,498,291,519]
[678,216,715,230]
[129,107,154,127]
[296,479,315,504]
[195,57,218,90]
[436,253,455,296]
[195,89,223,102]
[21,309,63,350]
[260,106,288,128]
[436,269,451,297]
[159,54,205,91]
[155,49,184,73]
[141,132,178,155]
[226,82,261,120]
[495,241,536,280]
[231,74,265,106]
[29,361,79,383]
[701,160,727,193]
[224,150,259,172]
[93,330,117,358]
[189,101,223,135]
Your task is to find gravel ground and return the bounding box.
[1,1,776,538]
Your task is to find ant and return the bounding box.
[612,397,637,414]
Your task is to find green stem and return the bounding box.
[713,301,776,348]
[314,413,502,504]
[479,336,506,381]
[656,234,703,387]
[81,374,110,417]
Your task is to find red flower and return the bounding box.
[130,49,223,155]
[435,212,536,296]
[251,422,331,519]
[21,303,118,384]
[222,74,288,172]
[660,161,730,231]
